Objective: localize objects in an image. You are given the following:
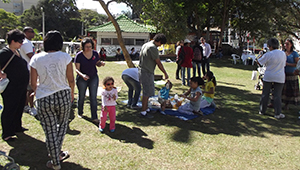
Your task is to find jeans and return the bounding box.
[122,74,141,106]
[76,75,99,119]
[202,57,210,76]
[259,81,284,115]
[181,67,191,86]
[192,61,201,77]
[176,63,181,79]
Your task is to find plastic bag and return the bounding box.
[251,70,257,80]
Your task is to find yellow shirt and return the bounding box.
[204,81,215,98]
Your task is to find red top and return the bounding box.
[179,46,194,68]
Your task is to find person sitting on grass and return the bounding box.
[200,71,216,109]
[178,77,204,115]
[99,76,118,133]
[158,80,173,114]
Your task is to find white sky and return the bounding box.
[75,0,131,15]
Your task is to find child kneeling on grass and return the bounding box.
[200,71,216,109]
[178,77,204,115]
[99,77,118,133]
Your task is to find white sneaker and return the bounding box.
[274,113,285,119]
[24,105,30,113]
[29,107,37,116]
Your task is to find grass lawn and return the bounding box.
[1,57,300,169]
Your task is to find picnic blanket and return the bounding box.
[122,99,216,121]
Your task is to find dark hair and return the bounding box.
[6,29,25,44]
[103,76,114,86]
[206,71,216,86]
[80,37,94,51]
[44,30,63,52]
[190,77,204,86]
[153,33,167,44]
[267,38,279,49]
[285,38,294,51]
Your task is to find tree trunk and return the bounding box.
[218,0,229,54]
[96,0,135,68]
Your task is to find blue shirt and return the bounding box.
[285,51,299,73]
[74,50,100,78]
[159,87,170,100]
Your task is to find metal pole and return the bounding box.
[41,7,45,39]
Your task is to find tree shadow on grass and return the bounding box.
[104,124,154,149]
[116,85,300,143]
[210,57,257,71]
[4,133,90,170]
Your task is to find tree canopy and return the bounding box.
[0,9,21,39]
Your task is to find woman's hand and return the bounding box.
[82,74,90,81]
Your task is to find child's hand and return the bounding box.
[103,106,108,111]
[112,94,116,100]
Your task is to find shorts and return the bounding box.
[158,97,166,104]
[139,68,154,97]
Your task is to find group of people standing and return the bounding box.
[175,37,212,86]
[258,38,300,119]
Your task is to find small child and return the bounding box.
[178,77,204,115]
[99,77,118,133]
[158,80,173,114]
[200,71,216,109]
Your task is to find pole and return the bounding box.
[41,7,45,39]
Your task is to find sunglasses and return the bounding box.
[17,39,24,44]
[106,82,114,86]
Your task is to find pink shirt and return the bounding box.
[101,88,118,106]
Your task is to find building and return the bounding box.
[0,0,38,15]
[87,15,156,56]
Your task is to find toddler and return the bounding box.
[158,80,173,114]
[99,77,118,133]
[200,71,216,109]
[178,77,204,115]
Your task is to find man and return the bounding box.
[138,33,169,118]
[200,37,212,75]
[20,26,36,116]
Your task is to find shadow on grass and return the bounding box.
[3,133,90,170]
[210,57,257,71]
[104,124,154,149]
[116,85,300,142]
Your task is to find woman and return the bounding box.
[74,38,105,124]
[257,38,286,119]
[192,40,203,77]
[179,39,194,86]
[175,40,183,80]
[99,47,106,61]
[0,29,29,141]
[282,38,300,110]
[30,30,74,169]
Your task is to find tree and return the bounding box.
[0,9,22,38]
[94,0,134,68]
[21,0,81,41]
[79,9,108,29]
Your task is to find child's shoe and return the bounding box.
[110,129,115,132]
[99,128,104,133]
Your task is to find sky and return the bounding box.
[75,0,131,15]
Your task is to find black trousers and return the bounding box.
[1,85,27,139]
[176,63,181,79]
[201,56,210,75]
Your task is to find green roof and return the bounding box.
[87,15,156,33]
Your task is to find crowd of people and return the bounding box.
[0,27,300,169]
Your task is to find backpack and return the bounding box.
[176,46,185,65]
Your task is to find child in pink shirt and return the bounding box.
[99,77,118,133]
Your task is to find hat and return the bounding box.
[184,39,191,43]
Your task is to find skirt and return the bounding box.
[282,73,300,105]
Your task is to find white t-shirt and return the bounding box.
[201,43,212,58]
[20,38,34,70]
[175,46,181,56]
[122,68,139,82]
[29,51,72,99]
[101,88,118,106]
[258,49,286,83]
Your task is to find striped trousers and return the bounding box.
[37,89,71,168]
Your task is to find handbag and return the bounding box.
[0,53,15,93]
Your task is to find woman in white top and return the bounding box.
[257,38,286,119]
[30,30,75,170]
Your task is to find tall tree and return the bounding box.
[0,9,22,38]
[94,0,134,68]
[21,0,81,40]
[79,9,108,29]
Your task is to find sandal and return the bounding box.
[46,160,61,170]
[48,151,70,162]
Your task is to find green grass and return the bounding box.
[1,58,300,169]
